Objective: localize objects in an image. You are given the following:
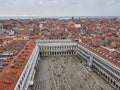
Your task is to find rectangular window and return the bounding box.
[18,84,20,89]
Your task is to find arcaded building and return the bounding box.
[0,39,120,90]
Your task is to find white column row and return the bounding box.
[40,46,76,51]
[40,46,76,56]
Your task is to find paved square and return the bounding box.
[33,56,114,90]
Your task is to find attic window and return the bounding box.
[102,53,105,55]
[106,55,109,57]
[113,59,116,61]
[109,57,112,59]
[118,61,120,63]
[97,50,99,52]
[10,64,14,68]
[100,52,102,54]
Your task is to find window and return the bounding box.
[22,77,24,80]
[18,84,20,89]
[20,80,22,85]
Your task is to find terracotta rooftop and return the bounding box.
[0,40,36,90]
[80,43,120,68]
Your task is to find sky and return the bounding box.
[0,0,120,16]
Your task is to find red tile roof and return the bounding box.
[80,43,120,68]
[0,40,36,90]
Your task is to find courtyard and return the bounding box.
[33,56,114,90]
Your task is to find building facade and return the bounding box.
[14,44,40,90]
[77,44,120,90]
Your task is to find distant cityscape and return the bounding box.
[0,16,120,20]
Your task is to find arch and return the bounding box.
[54,52,56,55]
[113,81,116,86]
[110,79,113,84]
[116,84,118,89]
[105,75,107,79]
[60,52,61,55]
[72,52,74,55]
[103,73,105,78]
[40,52,41,56]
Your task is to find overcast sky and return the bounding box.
[0,0,120,16]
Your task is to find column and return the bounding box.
[74,51,76,55]
[55,46,56,52]
[87,55,93,68]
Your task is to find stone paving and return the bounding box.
[33,56,114,90]
[33,80,46,90]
